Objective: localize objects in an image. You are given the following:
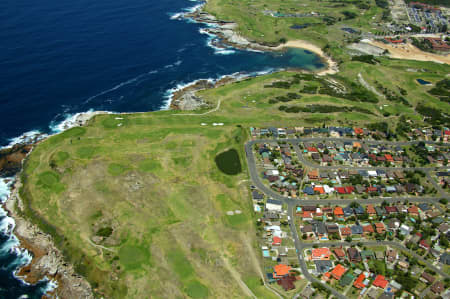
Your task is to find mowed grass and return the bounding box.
[20,112,259,298]
[19,58,449,298]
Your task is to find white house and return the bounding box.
[266,199,282,212]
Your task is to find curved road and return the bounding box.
[245,137,449,297]
[245,140,446,212]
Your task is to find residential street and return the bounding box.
[245,137,449,297]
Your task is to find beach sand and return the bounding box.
[273,40,339,75]
[368,40,450,65]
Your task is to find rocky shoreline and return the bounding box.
[167,5,338,110]
[4,180,93,298]
[0,4,339,297]
[169,75,237,110]
[0,112,102,298]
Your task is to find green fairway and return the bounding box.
[18,57,450,298]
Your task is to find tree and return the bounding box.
[345,236,352,242]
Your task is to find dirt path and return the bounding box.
[221,254,256,298]
[358,73,384,99]
[243,235,283,299]
[85,237,116,253]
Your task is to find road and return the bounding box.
[245,140,445,212]
[291,143,448,172]
[245,137,449,297]
[297,237,449,279]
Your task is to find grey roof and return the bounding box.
[343,207,353,217]
[267,199,282,206]
[351,225,363,234]
[252,190,264,200]
[314,260,333,273]
[358,170,369,177]
[312,220,326,235]
[375,206,385,215]
[354,206,364,214]
[440,252,450,265]
[418,203,430,211]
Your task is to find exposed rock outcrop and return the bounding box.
[5,172,93,298]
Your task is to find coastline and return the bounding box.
[181,6,339,76]
[0,2,339,296]
[4,178,93,298]
[0,111,103,298]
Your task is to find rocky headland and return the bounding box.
[4,180,93,298]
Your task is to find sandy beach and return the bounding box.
[273,40,339,75]
[368,40,450,65]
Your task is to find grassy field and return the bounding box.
[19,58,449,298]
[20,116,263,298]
[204,0,387,58]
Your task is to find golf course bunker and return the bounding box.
[215,149,242,175]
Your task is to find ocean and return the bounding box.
[0,0,323,296]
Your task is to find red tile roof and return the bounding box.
[334,207,344,216]
[330,264,347,280]
[363,224,374,233]
[345,186,355,194]
[354,273,367,289]
[373,275,388,289]
[333,248,346,259]
[273,264,291,278]
[336,187,346,194]
[272,236,282,245]
[340,227,351,235]
[311,248,331,260]
[366,204,376,214]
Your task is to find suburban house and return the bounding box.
[353,272,368,289]
[347,248,361,262]
[420,272,436,285]
[333,248,346,260]
[273,264,292,279]
[330,264,347,280]
[311,248,331,260]
[373,275,389,289]
[266,199,283,212]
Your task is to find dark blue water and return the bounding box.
[416,78,431,85]
[0,0,323,295]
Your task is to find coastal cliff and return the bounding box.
[0,114,101,298]
[5,183,93,298]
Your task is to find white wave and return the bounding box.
[0,178,49,291]
[201,29,237,55]
[245,48,264,53]
[161,77,215,110]
[0,131,48,150]
[215,49,236,55]
[83,72,150,105]
[40,277,58,294]
[49,110,113,134]
[168,0,205,22]
[0,177,12,203]
[184,3,204,13]
[169,12,183,20]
